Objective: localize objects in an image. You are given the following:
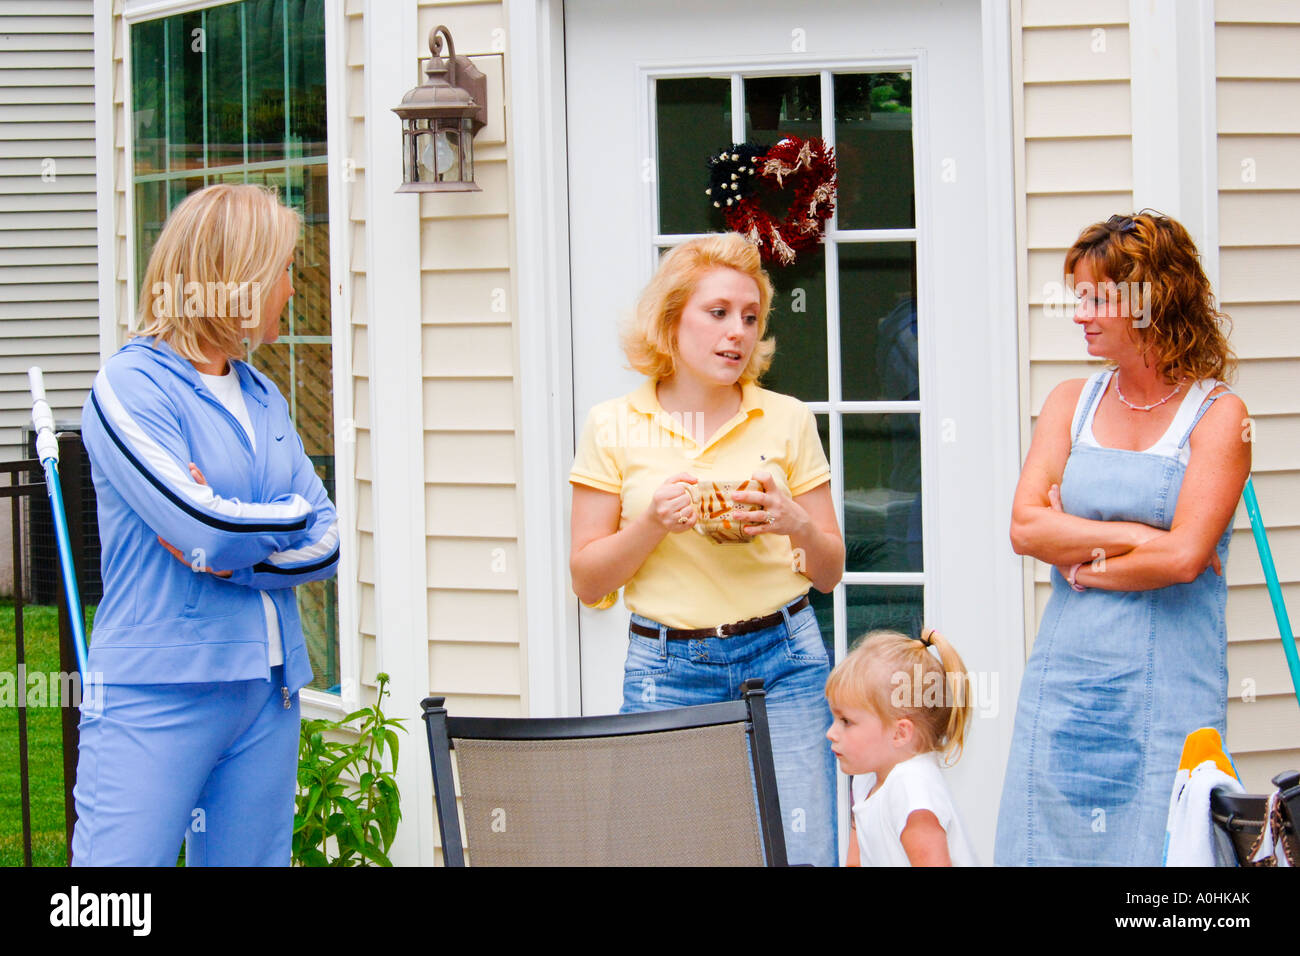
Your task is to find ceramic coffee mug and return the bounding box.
[684,478,762,544]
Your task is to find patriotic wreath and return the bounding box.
[705,135,837,266]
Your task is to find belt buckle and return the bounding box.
[715,624,726,638]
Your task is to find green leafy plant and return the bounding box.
[293,672,406,866]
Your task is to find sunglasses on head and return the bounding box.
[1106,214,1139,234]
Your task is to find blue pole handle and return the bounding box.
[42,463,90,682]
[1242,477,1300,707]
[29,366,90,684]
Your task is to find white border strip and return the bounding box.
[298,0,359,720]
[1129,0,1182,216]
[1129,0,1219,271]
[510,0,579,719]
[979,0,1025,777]
[95,0,118,362]
[124,0,242,20]
[362,0,431,867]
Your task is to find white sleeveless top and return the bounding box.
[1070,370,1226,468]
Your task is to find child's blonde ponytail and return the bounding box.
[921,628,973,765]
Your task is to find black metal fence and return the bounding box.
[3,433,87,866]
[25,427,102,605]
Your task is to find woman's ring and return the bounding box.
[766,514,775,525]
[678,514,691,524]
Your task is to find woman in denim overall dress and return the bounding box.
[997,212,1250,865]
[570,234,845,866]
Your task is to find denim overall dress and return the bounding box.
[995,371,1232,866]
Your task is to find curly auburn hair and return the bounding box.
[621,233,776,384]
[1064,211,1236,384]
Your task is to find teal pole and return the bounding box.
[29,368,89,683]
[1242,477,1300,707]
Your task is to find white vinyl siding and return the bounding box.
[1215,0,1300,789]
[0,0,98,462]
[416,0,526,723]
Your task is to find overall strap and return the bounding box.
[1177,382,1234,449]
[1072,371,1112,444]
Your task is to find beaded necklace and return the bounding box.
[1114,371,1182,412]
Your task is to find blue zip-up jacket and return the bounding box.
[81,337,339,693]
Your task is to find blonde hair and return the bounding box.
[621,233,776,384]
[133,183,301,362]
[825,628,973,765]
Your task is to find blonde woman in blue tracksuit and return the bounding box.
[72,183,339,866]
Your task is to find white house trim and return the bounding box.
[95,0,118,363]
[361,0,433,867]
[508,0,580,718]
[1186,0,1220,294]
[979,0,1026,785]
[1129,0,1220,277]
[298,0,360,721]
[1130,0,1181,217]
[123,0,243,20]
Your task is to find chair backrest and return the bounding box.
[421,679,787,866]
[1210,770,1300,866]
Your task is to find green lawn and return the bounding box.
[0,601,94,867]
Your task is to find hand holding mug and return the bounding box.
[647,472,698,534]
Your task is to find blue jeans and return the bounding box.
[621,600,838,866]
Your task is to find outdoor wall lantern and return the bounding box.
[393,25,487,192]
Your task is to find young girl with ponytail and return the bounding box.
[825,628,977,866]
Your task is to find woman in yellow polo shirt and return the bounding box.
[570,232,846,866]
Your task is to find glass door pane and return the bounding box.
[838,242,917,402]
[833,72,914,230]
[762,246,827,403]
[842,413,922,573]
[656,77,730,236]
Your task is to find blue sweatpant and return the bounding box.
[71,666,299,867]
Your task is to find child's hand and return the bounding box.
[899,810,952,867]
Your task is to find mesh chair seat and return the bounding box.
[422,680,786,866]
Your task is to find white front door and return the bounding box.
[564,0,1020,862]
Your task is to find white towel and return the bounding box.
[1164,759,1244,867]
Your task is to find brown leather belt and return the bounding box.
[629,596,810,641]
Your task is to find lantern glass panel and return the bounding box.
[460,118,475,183]
[409,128,438,183]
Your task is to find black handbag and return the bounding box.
[1211,770,1300,866]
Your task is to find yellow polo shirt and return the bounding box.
[570,379,831,629]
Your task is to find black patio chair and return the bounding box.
[421,678,787,866]
[1210,770,1300,866]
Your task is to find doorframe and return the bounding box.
[509,0,1025,736]
[508,0,581,717]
